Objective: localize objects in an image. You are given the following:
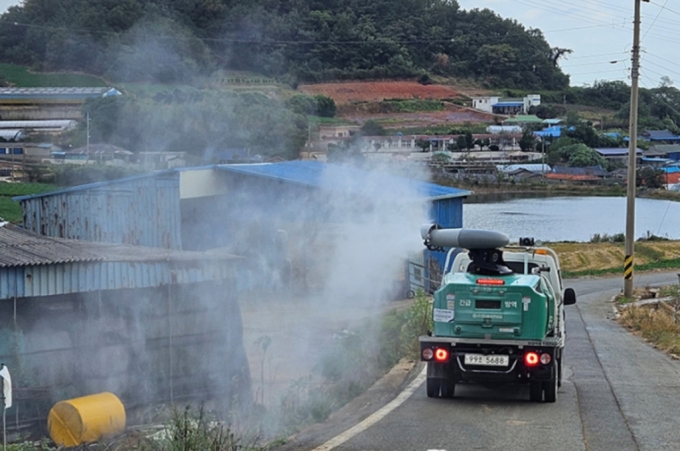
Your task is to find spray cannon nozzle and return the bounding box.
[420,223,510,250]
[519,237,535,247]
[421,223,443,251]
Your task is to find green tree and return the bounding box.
[456,135,467,151]
[416,139,430,152]
[314,95,337,118]
[519,129,536,152]
[361,120,386,136]
[564,144,606,167]
[637,166,665,188]
[464,131,474,150]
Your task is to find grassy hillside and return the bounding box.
[552,240,680,278]
[0,63,107,87]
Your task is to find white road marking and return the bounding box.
[311,366,427,451]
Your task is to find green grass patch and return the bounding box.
[394,123,490,135]
[0,196,24,223]
[0,182,57,197]
[378,99,445,113]
[0,182,57,223]
[308,116,355,126]
[0,64,106,87]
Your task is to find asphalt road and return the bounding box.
[279,272,680,451]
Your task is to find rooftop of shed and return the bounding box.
[0,222,239,268]
[16,162,469,202]
[215,161,471,200]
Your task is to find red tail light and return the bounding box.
[434,348,449,362]
[524,351,540,366]
[476,278,505,285]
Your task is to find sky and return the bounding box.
[0,1,13,14]
[457,0,680,89]
[1,0,677,89]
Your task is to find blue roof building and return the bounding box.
[16,161,470,290]
[640,130,680,142]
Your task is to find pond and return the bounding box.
[462,194,680,243]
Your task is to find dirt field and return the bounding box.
[298,81,465,104]
[341,108,497,127]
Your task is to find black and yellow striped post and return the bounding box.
[624,255,634,280]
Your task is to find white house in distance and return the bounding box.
[472,94,541,115]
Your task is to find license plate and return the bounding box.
[464,353,509,366]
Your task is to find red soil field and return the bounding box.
[298,81,462,104]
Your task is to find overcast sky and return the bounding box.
[1,0,677,89]
[457,0,680,89]
[0,1,14,14]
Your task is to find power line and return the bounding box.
[648,0,680,17]
[644,51,680,68]
[568,50,629,60]
[567,68,630,76]
[641,58,680,79]
[562,59,627,68]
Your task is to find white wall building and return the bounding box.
[472,94,541,115]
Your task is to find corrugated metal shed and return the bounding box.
[0,130,23,141]
[595,148,643,157]
[498,164,550,174]
[641,129,680,141]
[15,170,182,249]
[0,87,119,103]
[0,120,77,130]
[493,101,523,107]
[216,161,470,201]
[0,223,241,300]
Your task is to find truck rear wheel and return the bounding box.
[544,375,558,403]
[558,357,563,388]
[440,380,455,398]
[529,380,543,402]
[426,378,441,398]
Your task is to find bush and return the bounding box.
[589,232,625,243]
[136,406,259,451]
[50,164,144,187]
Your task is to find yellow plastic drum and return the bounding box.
[47,392,126,447]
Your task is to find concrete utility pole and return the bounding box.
[624,0,648,298]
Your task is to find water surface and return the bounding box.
[463,195,680,242]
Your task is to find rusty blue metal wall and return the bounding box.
[425,197,466,291]
[0,259,243,300]
[19,172,182,249]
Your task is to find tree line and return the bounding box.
[0,0,569,90]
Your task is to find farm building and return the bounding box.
[0,87,121,120]
[594,147,643,165]
[0,120,77,132]
[0,222,251,431]
[0,87,121,105]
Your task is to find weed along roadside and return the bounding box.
[238,291,432,443]
[615,284,680,359]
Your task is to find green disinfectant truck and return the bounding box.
[418,224,577,403]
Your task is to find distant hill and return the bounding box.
[0,0,569,90]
